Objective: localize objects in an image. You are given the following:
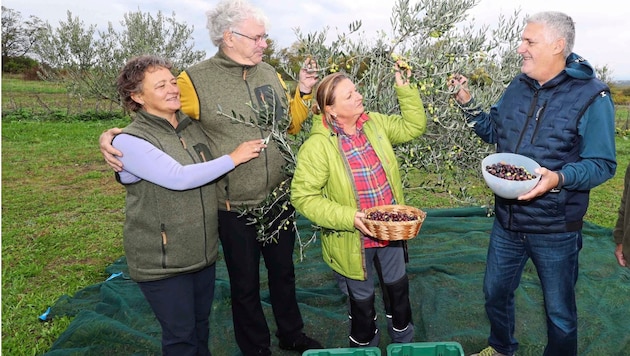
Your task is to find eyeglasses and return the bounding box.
[231,31,269,45]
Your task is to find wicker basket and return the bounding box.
[361,205,427,241]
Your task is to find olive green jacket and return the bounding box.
[177,50,311,210]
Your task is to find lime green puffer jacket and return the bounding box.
[290,84,426,280]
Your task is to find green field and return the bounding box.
[2,76,628,355]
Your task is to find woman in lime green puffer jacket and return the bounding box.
[291,65,426,348]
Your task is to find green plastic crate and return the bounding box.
[387,342,465,356]
[302,347,382,356]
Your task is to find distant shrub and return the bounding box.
[22,65,43,80]
[1,108,129,122]
[73,110,128,122]
[611,84,630,105]
[2,55,39,75]
[1,108,43,122]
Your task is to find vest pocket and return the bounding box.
[160,223,167,268]
[193,143,213,162]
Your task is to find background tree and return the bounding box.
[1,6,43,57]
[1,6,44,73]
[33,10,206,106]
[262,38,280,71]
[596,65,614,86]
[281,0,525,206]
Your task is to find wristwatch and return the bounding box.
[550,171,564,193]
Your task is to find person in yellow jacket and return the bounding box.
[177,56,317,136]
[99,1,322,354]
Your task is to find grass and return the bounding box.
[1,74,67,93]
[2,73,119,115]
[2,118,130,355]
[2,77,628,355]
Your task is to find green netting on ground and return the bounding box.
[42,207,630,356]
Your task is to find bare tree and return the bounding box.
[596,65,614,86]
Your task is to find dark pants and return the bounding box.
[339,243,414,346]
[218,209,304,356]
[138,264,216,356]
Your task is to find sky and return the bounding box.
[4,0,630,80]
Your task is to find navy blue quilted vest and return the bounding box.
[493,71,608,233]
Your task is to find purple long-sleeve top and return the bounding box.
[112,134,234,190]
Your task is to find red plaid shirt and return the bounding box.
[331,113,392,248]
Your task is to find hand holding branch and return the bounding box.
[298,57,319,94]
[229,139,267,166]
[448,74,472,105]
[394,60,412,86]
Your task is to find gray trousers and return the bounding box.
[335,242,414,346]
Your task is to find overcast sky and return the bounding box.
[5,0,630,80]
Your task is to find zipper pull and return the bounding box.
[535,103,547,121]
[161,223,167,245]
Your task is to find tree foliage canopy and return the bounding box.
[32,10,206,105]
[281,0,525,205]
[1,6,44,58]
[5,0,616,206]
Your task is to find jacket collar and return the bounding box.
[134,110,192,133]
[213,49,260,79]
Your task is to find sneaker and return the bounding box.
[470,346,507,356]
[278,333,323,353]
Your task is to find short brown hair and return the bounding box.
[117,55,173,112]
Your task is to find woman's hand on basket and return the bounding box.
[354,212,374,237]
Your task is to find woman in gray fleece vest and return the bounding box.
[113,55,265,356]
[100,1,323,354]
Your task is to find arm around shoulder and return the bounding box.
[99,127,125,172]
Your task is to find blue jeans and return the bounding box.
[484,220,582,356]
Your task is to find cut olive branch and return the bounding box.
[215,89,306,250]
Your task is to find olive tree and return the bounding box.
[282,0,524,206]
[1,6,44,58]
[1,6,45,73]
[33,10,206,106]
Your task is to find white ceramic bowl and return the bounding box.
[481,153,541,199]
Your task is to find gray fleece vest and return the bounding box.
[120,110,219,282]
[182,51,290,210]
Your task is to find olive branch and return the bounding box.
[216,87,317,257]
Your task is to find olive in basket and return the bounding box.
[362,205,426,241]
[365,210,419,222]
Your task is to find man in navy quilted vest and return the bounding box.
[450,11,616,356]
